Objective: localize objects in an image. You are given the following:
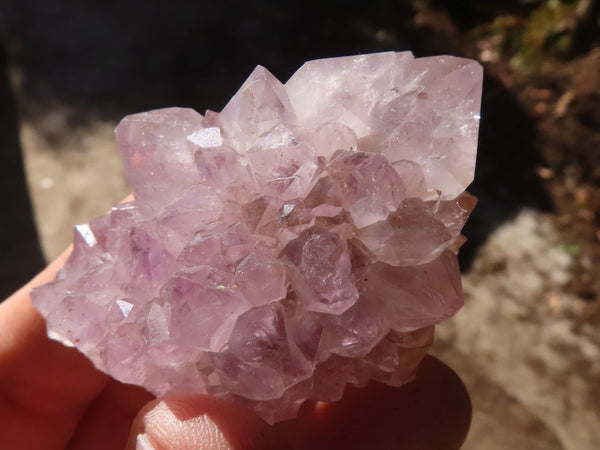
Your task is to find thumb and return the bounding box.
[125,356,471,449]
[125,394,275,450]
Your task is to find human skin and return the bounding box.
[0,248,471,449]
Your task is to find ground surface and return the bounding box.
[3,1,599,448]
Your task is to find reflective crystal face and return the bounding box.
[31,52,482,424]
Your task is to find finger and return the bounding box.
[272,355,472,450]
[0,247,110,449]
[0,196,137,449]
[0,195,136,449]
[126,355,470,450]
[66,380,155,450]
[126,395,276,450]
[0,248,106,407]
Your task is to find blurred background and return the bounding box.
[1,0,599,447]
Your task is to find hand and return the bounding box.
[0,250,471,449]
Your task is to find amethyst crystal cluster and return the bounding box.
[32,52,482,423]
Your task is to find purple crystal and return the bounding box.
[31,51,482,424]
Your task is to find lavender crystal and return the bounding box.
[31,52,482,423]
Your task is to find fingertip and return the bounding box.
[139,400,233,450]
[126,395,275,450]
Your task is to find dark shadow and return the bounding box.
[1,0,417,115]
[458,74,554,269]
[570,0,600,55]
[0,43,46,299]
[1,0,553,277]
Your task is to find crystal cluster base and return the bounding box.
[32,52,482,424]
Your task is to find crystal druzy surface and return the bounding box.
[31,52,482,423]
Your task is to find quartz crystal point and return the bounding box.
[31,52,482,424]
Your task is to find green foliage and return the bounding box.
[559,242,582,256]
[481,0,578,73]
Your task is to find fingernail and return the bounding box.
[142,399,234,449]
[136,433,156,450]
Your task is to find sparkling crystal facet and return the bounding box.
[31,52,482,424]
